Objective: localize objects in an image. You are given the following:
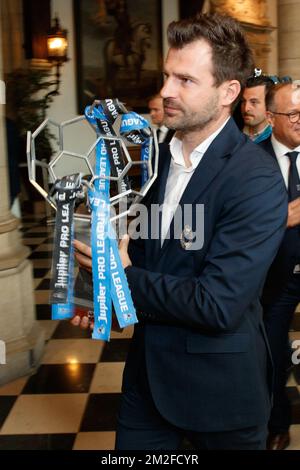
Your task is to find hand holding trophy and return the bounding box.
[27,98,159,341]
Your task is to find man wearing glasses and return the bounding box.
[259,82,300,450]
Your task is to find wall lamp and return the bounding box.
[46,16,68,97]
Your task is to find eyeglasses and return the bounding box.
[269,111,300,123]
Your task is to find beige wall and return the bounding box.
[1,0,25,74]
[162,0,179,59]
[278,0,300,79]
[267,0,278,75]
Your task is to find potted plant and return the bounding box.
[5,67,56,213]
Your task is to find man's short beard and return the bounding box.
[246,117,266,128]
[166,112,217,132]
[164,97,220,132]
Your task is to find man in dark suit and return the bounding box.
[259,83,300,450]
[74,13,287,449]
[148,94,175,144]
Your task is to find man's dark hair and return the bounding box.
[167,13,254,92]
[265,83,290,111]
[246,75,274,94]
[148,93,162,102]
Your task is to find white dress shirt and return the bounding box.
[161,117,230,243]
[271,134,300,188]
[157,125,170,143]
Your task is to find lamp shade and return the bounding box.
[47,17,68,62]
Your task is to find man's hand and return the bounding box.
[119,234,132,269]
[287,198,300,228]
[71,311,94,330]
[71,239,93,329]
[73,235,132,271]
[73,239,92,272]
[71,236,132,329]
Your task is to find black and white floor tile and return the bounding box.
[0,214,300,450]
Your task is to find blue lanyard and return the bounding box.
[89,184,112,340]
[50,174,81,320]
[85,101,149,340]
[51,225,75,320]
[120,112,152,186]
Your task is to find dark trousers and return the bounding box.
[115,364,267,450]
[263,275,300,433]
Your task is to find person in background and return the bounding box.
[241,70,274,143]
[148,94,175,144]
[259,82,300,450]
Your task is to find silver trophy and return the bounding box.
[26,100,159,222]
[26,100,160,323]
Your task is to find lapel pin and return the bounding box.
[180,225,196,250]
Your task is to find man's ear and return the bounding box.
[220,80,241,107]
[266,111,275,127]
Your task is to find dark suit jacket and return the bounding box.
[259,137,299,303]
[124,118,287,432]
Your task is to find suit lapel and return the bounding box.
[146,144,171,262]
[259,136,277,161]
[259,137,288,192]
[155,144,172,206]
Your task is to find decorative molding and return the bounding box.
[0,215,20,234]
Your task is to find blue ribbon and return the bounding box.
[120,112,151,186]
[85,102,141,341]
[51,228,74,320]
[89,186,112,340]
[109,225,136,328]
[50,175,81,320]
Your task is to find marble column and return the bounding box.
[278,0,300,78]
[0,3,45,384]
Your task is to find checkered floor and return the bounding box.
[0,214,300,450]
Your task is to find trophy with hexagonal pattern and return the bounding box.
[26,99,159,340]
[26,99,159,221]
